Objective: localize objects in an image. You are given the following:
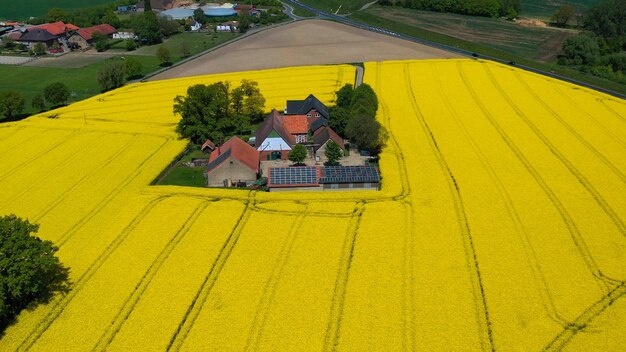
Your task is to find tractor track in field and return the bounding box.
[543,281,626,351]
[462,63,620,290]
[428,63,571,327]
[0,127,31,154]
[598,100,626,124]
[93,199,212,351]
[552,86,626,151]
[404,63,494,352]
[244,207,308,352]
[54,138,170,248]
[1,131,109,206]
[513,71,626,185]
[322,203,365,352]
[400,200,416,352]
[166,200,252,351]
[374,62,412,200]
[485,66,626,241]
[17,195,172,351]
[32,134,138,223]
[0,130,80,183]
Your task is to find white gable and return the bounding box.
[257,137,291,152]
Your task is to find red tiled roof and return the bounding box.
[208,137,259,173]
[35,21,79,36]
[201,139,215,151]
[281,115,308,135]
[76,24,117,41]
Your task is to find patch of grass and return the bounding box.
[158,167,207,187]
[364,6,573,61]
[129,32,239,57]
[297,0,374,14]
[292,4,317,17]
[521,0,599,21]
[1,0,119,20]
[348,10,626,95]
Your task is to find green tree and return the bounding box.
[335,83,353,108]
[31,94,46,112]
[124,57,143,80]
[45,8,68,22]
[328,106,350,136]
[157,45,172,66]
[43,82,70,107]
[180,41,191,58]
[239,12,251,33]
[324,140,343,165]
[158,16,181,37]
[1,36,15,49]
[0,215,71,330]
[562,34,600,65]
[174,82,233,144]
[288,144,308,165]
[346,112,387,153]
[125,40,137,51]
[33,43,47,56]
[553,5,575,27]
[97,61,125,91]
[92,31,109,52]
[350,83,378,116]
[231,79,266,123]
[193,8,206,25]
[0,91,25,120]
[132,12,161,44]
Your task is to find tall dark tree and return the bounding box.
[0,91,25,120]
[335,83,353,108]
[0,215,71,331]
[97,61,125,91]
[132,12,161,44]
[328,106,350,136]
[32,94,46,112]
[124,57,143,80]
[346,112,387,153]
[324,140,343,165]
[193,8,206,25]
[43,82,70,107]
[553,5,575,27]
[156,45,172,66]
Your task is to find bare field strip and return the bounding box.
[149,19,460,81]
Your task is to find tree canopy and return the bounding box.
[174,80,265,144]
[131,12,161,45]
[0,215,70,331]
[43,82,70,107]
[97,61,125,92]
[288,144,308,165]
[0,91,25,120]
[324,140,343,165]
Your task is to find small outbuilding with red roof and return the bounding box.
[206,136,259,187]
[68,24,117,48]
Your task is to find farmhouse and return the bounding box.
[267,165,380,192]
[206,136,259,187]
[255,109,296,160]
[17,28,58,50]
[285,94,330,120]
[312,125,345,161]
[68,24,117,48]
[33,21,79,37]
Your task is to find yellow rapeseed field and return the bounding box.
[0,60,624,351]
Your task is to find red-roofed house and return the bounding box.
[68,24,117,48]
[234,4,261,17]
[35,21,79,37]
[206,137,259,187]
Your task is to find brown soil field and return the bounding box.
[149,19,460,80]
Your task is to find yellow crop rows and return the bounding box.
[0,60,624,351]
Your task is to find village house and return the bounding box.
[33,21,79,37]
[68,24,117,49]
[234,4,261,17]
[285,94,330,120]
[17,28,58,50]
[206,136,259,187]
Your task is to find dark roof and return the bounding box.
[268,166,320,188]
[320,166,380,184]
[285,94,329,119]
[19,28,57,42]
[207,136,259,173]
[313,126,344,151]
[309,116,328,132]
[255,109,295,148]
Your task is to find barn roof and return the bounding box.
[313,126,344,151]
[76,24,117,41]
[255,109,295,148]
[208,136,259,173]
[35,21,79,36]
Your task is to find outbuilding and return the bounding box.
[206,137,259,187]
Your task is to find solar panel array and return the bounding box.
[206,149,231,172]
[320,165,380,184]
[269,167,319,186]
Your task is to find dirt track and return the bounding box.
[149,19,460,80]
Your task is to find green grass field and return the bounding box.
[158,167,207,187]
[348,9,626,95]
[0,32,239,115]
[521,0,600,21]
[298,0,374,14]
[363,6,575,61]
[1,0,119,20]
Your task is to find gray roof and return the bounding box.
[285,94,329,119]
[309,117,328,132]
[19,28,57,42]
